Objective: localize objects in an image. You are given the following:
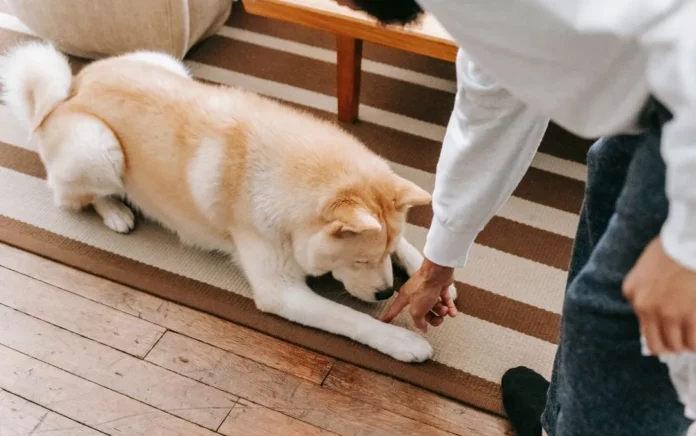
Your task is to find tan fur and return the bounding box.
[61,61,236,243]
[10,45,450,362]
[43,57,428,260]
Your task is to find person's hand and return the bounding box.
[623,237,696,354]
[381,258,458,332]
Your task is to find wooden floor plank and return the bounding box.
[0,344,219,436]
[324,362,510,436]
[147,332,453,436]
[0,265,164,357]
[0,304,238,430]
[0,243,333,383]
[0,390,106,436]
[219,398,337,436]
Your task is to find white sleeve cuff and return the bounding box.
[423,218,478,268]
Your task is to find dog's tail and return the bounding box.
[0,42,72,130]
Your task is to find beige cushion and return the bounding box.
[5,0,232,59]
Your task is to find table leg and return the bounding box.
[336,35,363,123]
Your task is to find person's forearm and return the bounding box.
[424,52,549,268]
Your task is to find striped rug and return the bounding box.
[0,3,592,416]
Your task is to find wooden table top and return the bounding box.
[242,0,458,62]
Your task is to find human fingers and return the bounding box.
[440,286,458,317]
[411,305,430,332]
[642,316,666,355]
[425,311,445,328]
[381,290,409,323]
[684,318,696,351]
[661,319,685,353]
[432,302,449,317]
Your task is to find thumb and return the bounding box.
[381,291,409,323]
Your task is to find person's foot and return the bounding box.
[501,367,550,436]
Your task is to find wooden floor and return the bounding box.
[0,243,510,436]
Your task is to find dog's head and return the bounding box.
[293,173,431,302]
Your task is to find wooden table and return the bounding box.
[242,0,458,122]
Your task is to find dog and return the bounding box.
[0,42,457,362]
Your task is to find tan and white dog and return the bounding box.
[0,42,456,362]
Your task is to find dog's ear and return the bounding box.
[394,177,431,210]
[325,203,382,237]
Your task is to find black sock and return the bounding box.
[501,367,550,436]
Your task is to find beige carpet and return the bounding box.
[0,4,590,415]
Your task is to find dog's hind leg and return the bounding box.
[45,112,135,233]
[93,197,135,233]
[53,192,134,234]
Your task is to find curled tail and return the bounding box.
[0,42,72,130]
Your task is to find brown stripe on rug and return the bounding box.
[513,168,584,214]
[187,35,456,126]
[410,207,572,270]
[539,123,594,164]
[0,143,45,179]
[454,283,560,344]
[0,140,562,345]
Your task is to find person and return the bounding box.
[334,1,696,435]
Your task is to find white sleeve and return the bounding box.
[537,0,696,269]
[642,3,696,270]
[423,50,550,268]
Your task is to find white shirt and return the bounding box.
[417,0,696,270]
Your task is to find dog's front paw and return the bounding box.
[368,325,433,363]
[94,198,135,234]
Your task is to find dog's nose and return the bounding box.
[374,288,395,301]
